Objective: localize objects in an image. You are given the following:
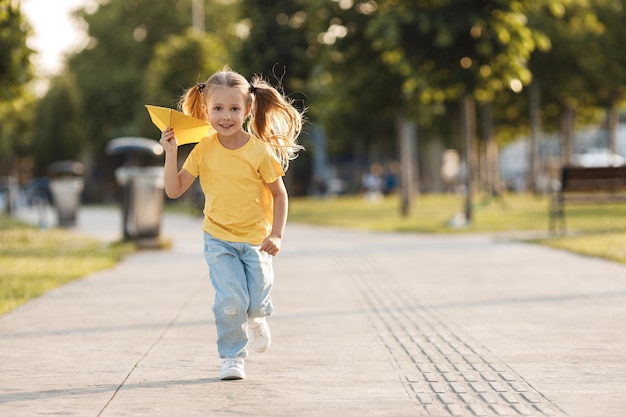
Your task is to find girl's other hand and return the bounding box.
[159,128,178,153]
[260,235,281,256]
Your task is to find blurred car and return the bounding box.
[573,148,626,167]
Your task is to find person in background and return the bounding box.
[362,163,384,202]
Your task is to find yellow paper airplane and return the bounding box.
[145,105,214,146]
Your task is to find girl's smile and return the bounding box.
[207,86,250,145]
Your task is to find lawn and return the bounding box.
[0,215,134,315]
[289,193,626,263]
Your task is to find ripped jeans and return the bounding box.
[203,233,274,359]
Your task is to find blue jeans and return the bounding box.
[203,233,274,359]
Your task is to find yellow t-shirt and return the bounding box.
[182,132,285,244]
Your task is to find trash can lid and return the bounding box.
[106,137,164,156]
[47,160,85,176]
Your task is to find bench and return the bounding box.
[549,165,626,233]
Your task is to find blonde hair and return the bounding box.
[179,66,304,170]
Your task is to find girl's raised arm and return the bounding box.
[160,128,195,199]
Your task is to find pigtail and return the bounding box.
[248,75,304,171]
[178,83,208,122]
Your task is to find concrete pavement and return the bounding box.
[2,206,626,416]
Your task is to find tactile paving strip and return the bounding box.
[343,258,569,417]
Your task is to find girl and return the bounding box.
[159,67,303,380]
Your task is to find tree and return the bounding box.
[364,0,542,219]
[0,0,35,162]
[303,0,404,154]
[580,0,626,157]
[67,0,197,149]
[240,1,411,196]
[235,0,311,94]
[0,0,32,102]
[528,1,605,167]
[367,1,538,109]
[304,0,409,207]
[31,74,84,172]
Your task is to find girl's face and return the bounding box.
[206,87,250,139]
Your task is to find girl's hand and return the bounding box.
[159,128,178,153]
[260,235,282,256]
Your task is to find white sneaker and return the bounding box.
[220,357,245,380]
[248,318,271,353]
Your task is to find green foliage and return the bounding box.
[145,30,228,106]
[303,0,405,156]
[31,74,84,172]
[235,0,310,94]
[142,29,229,137]
[577,0,626,106]
[482,0,626,140]
[0,92,36,158]
[0,0,35,158]
[0,0,33,101]
[67,0,195,149]
[299,0,558,153]
[367,0,539,109]
[528,0,613,121]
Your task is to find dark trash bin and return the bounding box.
[47,161,85,227]
[106,137,164,242]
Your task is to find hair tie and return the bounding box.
[249,82,256,95]
[197,83,206,93]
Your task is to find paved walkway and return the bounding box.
[2,206,626,416]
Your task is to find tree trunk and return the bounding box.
[309,126,328,195]
[528,81,541,193]
[397,115,417,217]
[560,106,575,166]
[461,94,475,223]
[481,101,501,195]
[607,103,618,159]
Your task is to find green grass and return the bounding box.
[289,193,626,263]
[538,233,626,263]
[0,216,135,315]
